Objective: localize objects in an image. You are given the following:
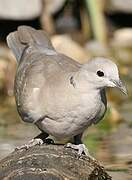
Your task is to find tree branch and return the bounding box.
[0,144,111,179]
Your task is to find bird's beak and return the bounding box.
[112,79,128,95]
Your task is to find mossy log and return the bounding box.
[0,144,111,179]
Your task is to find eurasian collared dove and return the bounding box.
[7,26,127,156]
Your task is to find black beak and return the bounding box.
[113,79,128,95]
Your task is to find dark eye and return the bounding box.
[97,70,104,77]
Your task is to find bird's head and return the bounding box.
[81,57,127,94]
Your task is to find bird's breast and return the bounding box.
[37,91,106,139]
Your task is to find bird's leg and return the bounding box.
[34,132,54,144]
[66,134,94,159]
[66,134,89,156]
[15,132,52,151]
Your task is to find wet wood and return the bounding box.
[0,144,111,179]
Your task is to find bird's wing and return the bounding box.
[20,52,81,87]
[7,25,81,75]
[8,26,82,123]
[14,51,81,123]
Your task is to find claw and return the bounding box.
[66,143,95,160]
[15,138,44,151]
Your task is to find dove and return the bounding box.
[7,26,127,156]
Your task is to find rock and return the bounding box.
[111,28,132,65]
[0,144,111,179]
[0,45,16,95]
[52,35,90,64]
[106,0,132,13]
[85,40,110,57]
[0,0,42,20]
[112,28,132,47]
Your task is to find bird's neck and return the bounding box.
[72,71,101,94]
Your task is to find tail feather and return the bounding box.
[6,26,54,62]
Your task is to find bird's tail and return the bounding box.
[6,26,54,62]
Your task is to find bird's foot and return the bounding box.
[15,138,44,151]
[66,143,89,156]
[66,143,95,159]
[15,138,54,151]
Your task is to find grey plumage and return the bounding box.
[7,26,127,150]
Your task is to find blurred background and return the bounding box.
[0,0,132,179]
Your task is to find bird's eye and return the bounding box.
[96,70,104,77]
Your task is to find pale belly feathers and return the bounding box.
[36,92,106,140]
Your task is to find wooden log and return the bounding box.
[0,144,111,179]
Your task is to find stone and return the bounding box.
[52,34,90,64]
